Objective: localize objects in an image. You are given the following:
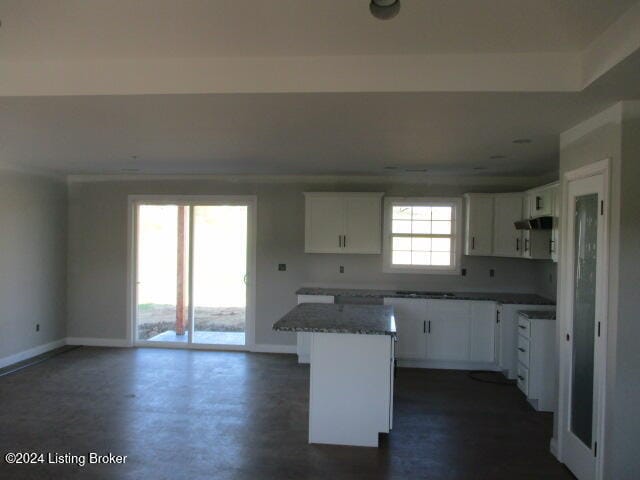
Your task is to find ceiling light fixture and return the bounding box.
[370,0,401,20]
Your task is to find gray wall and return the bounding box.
[67,177,553,346]
[609,114,640,480]
[558,102,640,479]
[0,169,67,362]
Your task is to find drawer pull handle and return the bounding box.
[518,347,526,352]
[517,375,524,381]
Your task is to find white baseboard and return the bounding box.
[397,358,501,371]
[0,339,67,370]
[549,437,558,459]
[65,337,130,348]
[250,344,296,354]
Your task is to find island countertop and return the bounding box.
[273,303,396,337]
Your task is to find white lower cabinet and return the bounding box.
[384,297,497,369]
[426,300,470,362]
[516,314,557,412]
[383,298,427,359]
[497,303,556,379]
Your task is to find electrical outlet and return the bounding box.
[489,269,495,278]
[339,266,344,274]
[36,324,40,332]
[461,268,467,276]
[278,264,286,271]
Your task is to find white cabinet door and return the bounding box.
[469,301,497,363]
[550,185,559,263]
[384,298,426,359]
[527,189,553,218]
[465,194,494,256]
[426,300,470,361]
[305,195,345,253]
[344,195,382,254]
[493,194,524,257]
[522,229,552,260]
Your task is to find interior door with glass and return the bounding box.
[135,200,249,348]
[562,173,607,480]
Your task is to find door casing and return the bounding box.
[126,195,257,351]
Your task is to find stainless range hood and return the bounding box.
[514,216,553,230]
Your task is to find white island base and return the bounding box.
[309,332,394,447]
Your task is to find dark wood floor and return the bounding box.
[0,347,574,479]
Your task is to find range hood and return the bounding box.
[514,216,553,230]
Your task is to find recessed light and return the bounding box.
[513,138,532,144]
[370,0,401,20]
[489,155,505,160]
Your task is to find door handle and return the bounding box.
[471,237,475,250]
[423,320,426,333]
[428,320,431,334]
[516,238,520,251]
[343,235,347,248]
[536,196,542,210]
[524,238,529,252]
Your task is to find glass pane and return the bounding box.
[392,220,412,234]
[412,237,431,251]
[393,206,411,220]
[431,206,452,221]
[393,250,412,265]
[412,221,431,234]
[431,238,451,252]
[432,221,451,234]
[431,252,451,266]
[411,251,430,265]
[570,193,598,447]
[412,206,431,220]
[192,206,247,346]
[393,236,411,250]
[137,205,186,343]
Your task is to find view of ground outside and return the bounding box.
[136,204,247,343]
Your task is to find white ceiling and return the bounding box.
[0,0,639,176]
[0,0,636,59]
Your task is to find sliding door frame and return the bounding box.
[126,195,257,351]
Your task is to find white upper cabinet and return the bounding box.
[304,192,383,254]
[493,194,524,257]
[527,187,554,218]
[464,194,494,256]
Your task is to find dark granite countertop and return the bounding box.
[518,310,556,320]
[273,303,396,336]
[296,287,555,306]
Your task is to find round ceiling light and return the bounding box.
[370,0,401,20]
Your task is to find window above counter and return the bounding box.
[383,197,463,275]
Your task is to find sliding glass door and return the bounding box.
[133,197,253,349]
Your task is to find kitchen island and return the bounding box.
[273,303,396,447]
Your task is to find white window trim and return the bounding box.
[382,196,463,275]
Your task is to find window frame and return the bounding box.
[382,196,463,275]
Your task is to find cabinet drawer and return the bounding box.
[517,316,531,339]
[517,335,530,368]
[517,363,529,396]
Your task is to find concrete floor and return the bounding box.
[148,330,245,345]
[0,347,574,480]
